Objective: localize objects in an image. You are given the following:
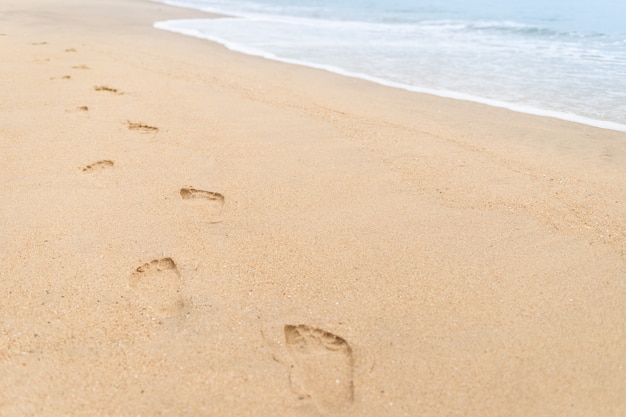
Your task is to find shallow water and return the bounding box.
[153,0,626,131]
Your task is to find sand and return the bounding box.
[1,0,625,415]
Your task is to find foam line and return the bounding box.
[154,19,626,133]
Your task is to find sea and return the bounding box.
[152,0,626,132]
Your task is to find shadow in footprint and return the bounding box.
[284,325,354,415]
[81,160,113,173]
[94,85,123,94]
[66,106,89,114]
[129,258,185,319]
[180,187,225,223]
[126,121,158,133]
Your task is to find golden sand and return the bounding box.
[1,0,625,415]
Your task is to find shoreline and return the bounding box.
[150,1,626,133]
[155,18,626,133]
[1,0,626,416]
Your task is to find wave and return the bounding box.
[154,18,626,132]
[152,0,625,43]
[156,14,626,67]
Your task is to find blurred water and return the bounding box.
[153,0,626,131]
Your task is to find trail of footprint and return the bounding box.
[180,187,225,223]
[126,121,158,133]
[284,325,354,415]
[81,160,113,173]
[129,258,185,319]
[94,85,123,94]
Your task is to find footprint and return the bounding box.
[129,258,185,318]
[65,48,77,52]
[31,41,47,45]
[284,325,354,414]
[180,187,224,202]
[72,64,90,70]
[126,121,158,133]
[66,105,89,114]
[180,187,225,223]
[94,85,123,94]
[81,160,113,173]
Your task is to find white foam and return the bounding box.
[154,19,626,133]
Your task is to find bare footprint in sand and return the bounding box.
[81,160,113,173]
[65,106,89,114]
[94,85,123,94]
[180,187,225,223]
[284,325,354,414]
[126,121,158,133]
[129,258,185,318]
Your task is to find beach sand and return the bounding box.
[1,0,625,415]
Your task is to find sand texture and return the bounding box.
[1,0,626,416]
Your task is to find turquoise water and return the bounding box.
[153,0,626,131]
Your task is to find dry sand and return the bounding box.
[1,0,625,415]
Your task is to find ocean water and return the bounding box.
[152,0,626,132]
